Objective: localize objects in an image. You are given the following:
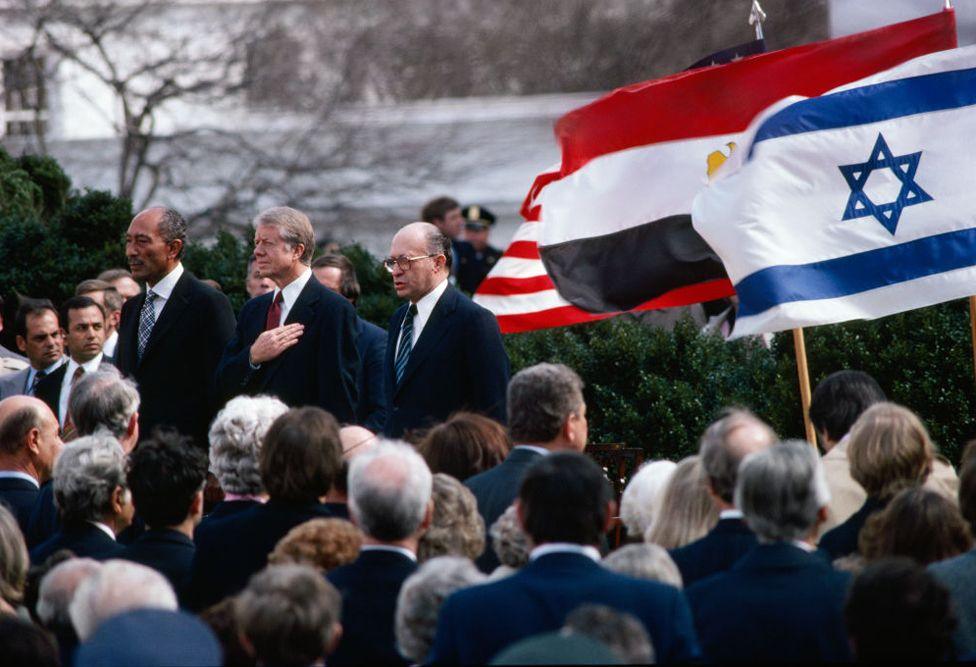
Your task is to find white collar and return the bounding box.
[0,470,39,487]
[273,267,313,313]
[412,277,449,321]
[791,540,817,553]
[360,544,417,562]
[89,521,116,540]
[36,356,66,374]
[65,353,103,377]
[530,543,601,562]
[148,262,184,299]
[719,509,744,520]
[513,445,551,457]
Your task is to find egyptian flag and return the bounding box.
[474,10,957,331]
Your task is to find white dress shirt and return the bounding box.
[147,262,185,320]
[360,544,418,562]
[89,521,116,540]
[530,543,601,562]
[102,330,119,358]
[59,353,103,426]
[513,445,551,457]
[0,470,39,487]
[719,509,744,520]
[272,267,313,325]
[395,277,449,353]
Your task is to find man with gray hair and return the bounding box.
[117,206,236,447]
[382,221,508,438]
[37,558,102,657]
[685,440,852,662]
[216,206,359,422]
[68,368,140,453]
[670,409,776,586]
[466,362,586,572]
[327,441,433,667]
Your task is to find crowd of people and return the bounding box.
[0,198,972,665]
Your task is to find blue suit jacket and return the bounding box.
[30,522,125,564]
[669,517,757,587]
[121,528,195,603]
[686,542,852,663]
[215,278,359,423]
[356,317,388,432]
[383,285,509,438]
[428,551,701,665]
[0,476,39,538]
[819,496,886,560]
[186,499,334,610]
[326,549,417,667]
[465,447,544,572]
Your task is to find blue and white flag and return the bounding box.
[692,46,976,338]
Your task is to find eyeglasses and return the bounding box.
[382,254,440,273]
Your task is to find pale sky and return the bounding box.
[831,0,975,45]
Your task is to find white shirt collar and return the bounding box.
[720,509,744,520]
[148,262,184,299]
[65,353,103,377]
[360,544,417,562]
[530,543,601,562]
[791,540,816,553]
[273,267,313,323]
[89,521,116,540]
[27,356,66,391]
[0,470,39,487]
[513,445,551,457]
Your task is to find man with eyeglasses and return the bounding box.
[382,222,509,438]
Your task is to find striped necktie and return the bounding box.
[394,305,418,385]
[137,290,157,361]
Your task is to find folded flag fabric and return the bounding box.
[474,10,957,333]
[692,45,976,338]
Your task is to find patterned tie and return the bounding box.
[137,290,157,361]
[28,369,47,395]
[265,291,284,331]
[394,305,418,385]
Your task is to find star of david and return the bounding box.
[838,133,933,235]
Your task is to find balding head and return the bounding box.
[0,396,62,481]
[339,425,378,461]
[388,222,451,303]
[348,441,432,542]
[37,558,103,631]
[699,409,777,507]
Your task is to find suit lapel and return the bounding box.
[139,272,193,367]
[118,292,146,372]
[394,287,457,395]
[34,364,67,419]
[386,305,407,393]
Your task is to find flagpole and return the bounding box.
[749,1,767,40]
[792,328,817,446]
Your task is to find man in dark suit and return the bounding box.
[121,430,207,603]
[215,207,358,422]
[312,253,387,431]
[670,409,775,586]
[465,362,587,572]
[0,299,65,401]
[0,396,62,536]
[686,440,852,663]
[35,296,114,431]
[456,204,503,293]
[383,222,508,438]
[430,452,701,664]
[116,207,236,447]
[327,441,432,667]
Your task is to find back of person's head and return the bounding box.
[69,560,177,641]
[518,452,611,546]
[418,412,510,481]
[260,407,342,503]
[619,460,677,536]
[68,368,139,439]
[235,564,342,667]
[395,556,486,663]
[644,456,717,549]
[0,504,27,609]
[200,597,256,667]
[417,473,485,562]
[601,543,683,588]
[699,408,777,504]
[0,615,59,667]
[53,434,127,527]
[859,487,973,566]
[809,370,886,444]
[268,518,363,573]
[0,397,46,456]
[507,363,585,447]
[490,505,530,570]
[736,440,830,543]
[348,440,433,542]
[126,429,208,529]
[209,394,288,496]
[845,557,955,662]
[37,558,102,634]
[563,604,654,665]
[847,402,934,500]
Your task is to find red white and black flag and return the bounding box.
[475,10,957,333]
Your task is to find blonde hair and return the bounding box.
[0,505,27,607]
[644,456,718,549]
[848,403,934,499]
[269,518,363,573]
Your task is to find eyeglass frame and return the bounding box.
[382,253,442,273]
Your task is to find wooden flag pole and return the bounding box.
[969,297,976,385]
[792,328,817,446]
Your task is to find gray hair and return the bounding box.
[348,440,433,542]
[68,368,139,440]
[735,440,831,543]
[53,434,127,526]
[424,226,453,275]
[236,564,342,667]
[157,208,188,259]
[37,558,102,631]
[602,543,683,588]
[489,505,530,569]
[619,459,677,535]
[563,604,655,665]
[700,409,777,504]
[255,206,315,265]
[395,556,486,662]
[417,473,485,562]
[208,395,289,495]
[0,505,27,607]
[69,560,177,641]
[507,363,584,443]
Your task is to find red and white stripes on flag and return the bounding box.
[474,10,958,334]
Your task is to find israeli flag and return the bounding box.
[692,46,976,338]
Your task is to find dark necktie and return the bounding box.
[265,291,284,331]
[394,305,418,385]
[28,370,47,395]
[137,290,157,361]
